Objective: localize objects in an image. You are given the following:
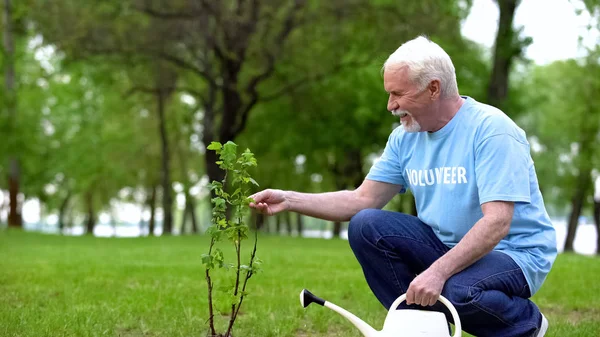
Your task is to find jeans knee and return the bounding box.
[443,279,475,306]
[348,208,380,249]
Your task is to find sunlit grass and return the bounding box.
[1,229,598,336]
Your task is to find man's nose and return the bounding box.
[387,96,397,112]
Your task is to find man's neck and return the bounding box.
[428,96,465,132]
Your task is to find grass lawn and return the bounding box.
[1,229,599,336]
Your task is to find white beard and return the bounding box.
[392,109,421,133]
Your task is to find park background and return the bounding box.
[1,0,600,336]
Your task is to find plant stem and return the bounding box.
[225,203,246,337]
[231,218,259,326]
[205,237,217,336]
[225,225,242,336]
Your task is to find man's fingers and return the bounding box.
[250,193,262,203]
[406,287,414,305]
[250,203,272,215]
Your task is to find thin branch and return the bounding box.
[244,0,306,93]
[123,85,206,108]
[205,238,218,336]
[225,225,243,337]
[174,86,205,102]
[232,1,307,135]
[262,59,373,102]
[231,220,259,327]
[134,6,204,20]
[157,51,219,89]
[232,94,258,137]
[123,85,157,98]
[132,0,219,20]
[231,0,261,60]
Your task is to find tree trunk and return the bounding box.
[204,145,226,187]
[138,190,147,236]
[138,216,145,236]
[7,160,21,227]
[85,192,96,235]
[190,198,198,234]
[275,213,282,234]
[58,191,72,234]
[296,212,303,236]
[4,0,21,228]
[284,211,292,235]
[148,185,157,236]
[330,149,364,238]
[202,77,243,199]
[564,170,592,252]
[487,0,521,110]
[0,192,6,224]
[332,221,342,238]
[156,89,173,235]
[110,213,117,237]
[181,192,198,234]
[255,213,265,231]
[593,200,600,255]
[181,197,189,234]
[65,208,74,231]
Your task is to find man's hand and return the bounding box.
[249,189,290,215]
[406,266,448,306]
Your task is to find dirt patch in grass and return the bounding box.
[543,306,600,324]
[115,326,155,337]
[295,328,348,336]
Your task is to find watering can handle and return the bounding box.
[389,294,462,337]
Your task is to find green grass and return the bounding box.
[1,229,599,337]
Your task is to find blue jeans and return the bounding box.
[348,209,543,337]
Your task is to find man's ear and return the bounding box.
[428,80,441,100]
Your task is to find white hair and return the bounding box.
[383,36,458,98]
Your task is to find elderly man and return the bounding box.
[250,36,556,337]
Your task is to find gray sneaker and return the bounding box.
[536,313,548,337]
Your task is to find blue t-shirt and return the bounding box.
[366,96,557,295]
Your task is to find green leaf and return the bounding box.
[209,181,223,191]
[221,141,238,167]
[212,197,226,209]
[217,218,228,229]
[214,249,225,268]
[231,294,241,305]
[201,254,214,269]
[217,284,232,292]
[248,177,259,186]
[241,150,258,167]
[207,142,222,151]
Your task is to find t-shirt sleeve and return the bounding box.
[475,133,531,204]
[365,130,407,192]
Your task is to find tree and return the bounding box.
[3,0,21,227]
[126,61,179,235]
[487,0,532,113]
[523,53,600,253]
[238,0,487,237]
[29,2,191,234]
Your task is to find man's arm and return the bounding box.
[249,180,403,222]
[406,201,514,306]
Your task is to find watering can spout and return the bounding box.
[300,289,380,337]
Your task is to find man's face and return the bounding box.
[383,67,432,132]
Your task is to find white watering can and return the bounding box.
[300,289,461,337]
